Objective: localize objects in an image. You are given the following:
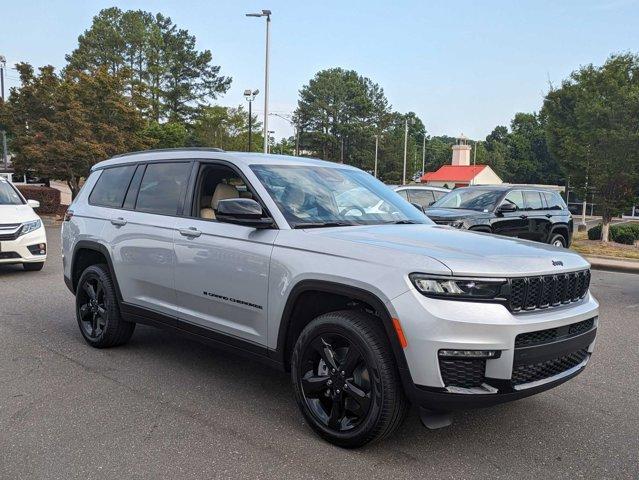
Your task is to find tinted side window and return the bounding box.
[409,189,436,207]
[89,165,136,208]
[396,190,409,200]
[136,162,191,215]
[433,191,447,201]
[523,191,544,210]
[503,190,525,209]
[543,192,565,210]
[122,165,145,210]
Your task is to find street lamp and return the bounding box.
[243,89,259,152]
[421,134,427,180]
[267,130,275,153]
[246,9,271,154]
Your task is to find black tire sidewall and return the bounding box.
[291,312,395,447]
[550,233,567,247]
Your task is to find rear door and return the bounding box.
[172,160,277,346]
[523,190,552,242]
[105,161,192,319]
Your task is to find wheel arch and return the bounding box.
[549,223,570,245]
[273,280,411,376]
[70,241,122,303]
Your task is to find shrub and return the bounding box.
[15,185,62,215]
[587,223,639,244]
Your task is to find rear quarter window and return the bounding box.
[543,192,567,210]
[89,165,137,208]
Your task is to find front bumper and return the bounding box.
[391,288,598,410]
[0,226,47,265]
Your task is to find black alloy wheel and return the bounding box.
[291,310,408,448]
[299,333,372,432]
[75,264,135,348]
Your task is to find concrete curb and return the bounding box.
[586,256,639,274]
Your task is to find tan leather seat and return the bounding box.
[200,183,239,219]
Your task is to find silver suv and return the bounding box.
[62,149,599,448]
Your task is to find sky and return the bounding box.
[1,0,638,140]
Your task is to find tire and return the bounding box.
[23,262,45,271]
[549,233,567,248]
[75,264,135,348]
[291,310,408,448]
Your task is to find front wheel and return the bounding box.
[291,310,408,448]
[549,233,567,248]
[76,264,135,348]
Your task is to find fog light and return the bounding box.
[438,349,500,359]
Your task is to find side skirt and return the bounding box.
[120,302,285,371]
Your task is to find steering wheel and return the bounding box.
[339,205,366,217]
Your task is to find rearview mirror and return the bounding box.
[216,198,274,229]
[27,199,40,209]
[497,203,517,213]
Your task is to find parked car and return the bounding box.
[426,185,573,247]
[0,177,47,271]
[393,185,449,210]
[62,150,597,448]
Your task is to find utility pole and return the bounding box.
[421,135,426,179]
[374,134,379,178]
[402,118,410,185]
[0,55,7,170]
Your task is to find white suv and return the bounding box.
[0,177,47,271]
[62,149,598,448]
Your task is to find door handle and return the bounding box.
[110,217,127,226]
[519,215,528,219]
[179,227,201,238]
[545,214,552,218]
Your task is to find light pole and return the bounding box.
[243,89,259,152]
[0,55,7,170]
[246,10,271,154]
[374,134,379,178]
[402,117,413,185]
[267,130,275,153]
[421,134,426,180]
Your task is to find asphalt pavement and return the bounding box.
[1,225,638,479]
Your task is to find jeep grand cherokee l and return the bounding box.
[62,149,598,448]
[426,185,573,247]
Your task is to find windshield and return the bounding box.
[432,188,503,212]
[250,165,432,228]
[0,178,25,205]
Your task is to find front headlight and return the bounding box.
[19,219,42,236]
[410,273,506,299]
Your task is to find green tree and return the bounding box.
[191,105,262,151]
[144,121,188,148]
[542,54,639,241]
[66,7,231,122]
[2,63,149,197]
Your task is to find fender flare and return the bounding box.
[273,279,413,385]
[69,240,123,303]
[549,224,570,244]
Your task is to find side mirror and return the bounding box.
[410,202,426,213]
[216,198,274,229]
[27,199,40,209]
[497,203,517,214]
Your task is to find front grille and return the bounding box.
[439,358,486,388]
[511,348,588,385]
[515,318,595,348]
[0,252,21,259]
[508,270,590,312]
[0,224,22,241]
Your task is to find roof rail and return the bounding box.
[110,147,225,159]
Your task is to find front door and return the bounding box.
[173,162,277,346]
[491,189,529,239]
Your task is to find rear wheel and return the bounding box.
[23,262,45,271]
[549,233,567,248]
[76,264,135,348]
[291,310,408,448]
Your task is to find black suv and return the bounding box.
[426,186,573,247]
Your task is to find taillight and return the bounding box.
[63,210,74,222]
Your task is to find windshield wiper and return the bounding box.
[384,220,420,225]
[292,221,356,229]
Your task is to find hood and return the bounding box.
[425,208,489,221]
[0,204,39,224]
[305,224,589,277]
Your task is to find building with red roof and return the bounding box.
[420,135,502,188]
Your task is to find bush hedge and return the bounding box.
[15,185,66,215]
[587,223,639,245]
